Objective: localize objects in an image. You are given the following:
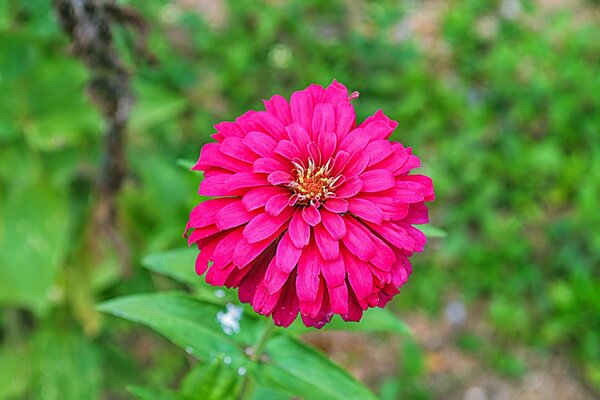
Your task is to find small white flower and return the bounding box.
[217,303,243,335]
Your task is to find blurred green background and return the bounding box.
[1,0,599,399]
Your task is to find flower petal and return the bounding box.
[243,208,294,243]
[314,223,339,261]
[265,193,291,216]
[323,198,348,213]
[342,217,376,261]
[302,205,321,226]
[242,186,287,211]
[343,249,373,300]
[348,197,383,224]
[312,103,335,140]
[296,244,320,304]
[227,172,269,192]
[320,209,347,240]
[328,283,349,314]
[336,176,363,198]
[288,208,310,248]
[276,232,302,274]
[253,157,288,174]
[290,89,314,134]
[263,94,292,125]
[215,201,255,230]
[360,169,395,192]
[244,131,278,157]
[267,170,294,185]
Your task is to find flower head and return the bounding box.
[185,81,434,328]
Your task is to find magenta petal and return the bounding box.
[187,225,220,246]
[195,143,248,172]
[227,172,268,192]
[320,253,346,288]
[274,140,302,160]
[188,198,237,229]
[261,257,289,300]
[288,208,310,248]
[312,103,335,139]
[276,232,302,273]
[339,128,371,155]
[328,283,349,314]
[296,245,321,304]
[243,208,294,243]
[233,236,276,268]
[317,131,337,161]
[267,171,293,185]
[198,174,232,196]
[212,228,244,267]
[205,263,236,287]
[263,94,292,125]
[242,186,287,211]
[314,223,340,261]
[369,234,396,271]
[365,221,415,252]
[220,137,256,163]
[404,203,429,224]
[252,111,287,141]
[334,103,356,140]
[336,176,363,198]
[244,131,278,157]
[287,123,311,159]
[323,198,348,213]
[342,151,369,178]
[290,88,314,134]
[401,175,435,201]
[253,280,281,315]
[215,201,255,230]
[343,250,373,300]
[359,169,395,192]
[348,198,383,224]
[322,80,349,105]
[365,140,393,166]
[265,193,291,216]
[194,237,219,276]
[272,274,299,327]
[342,217,377,261]
[214,121,243,139]
[302,205,321,226]
[320,209,347,240]
[253,157,288,174]
[331,150,350,176]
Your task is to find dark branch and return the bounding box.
[53,0,151,274]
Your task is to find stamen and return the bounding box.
[288,158,338,207]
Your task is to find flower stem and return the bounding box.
[238,322,276,400]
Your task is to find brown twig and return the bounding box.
[53,0,152,276]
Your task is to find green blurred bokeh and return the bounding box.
[1,0,599,398]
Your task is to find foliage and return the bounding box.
[1,0,599,398]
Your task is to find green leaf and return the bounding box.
[31,326,101,400]
[98,293,258,367]
[0,344,31,400]
[142,248,199,286]
[99,293,378,400]
[176,158,197,171]
[287,308,411,337]
[0,182,69,314]
[326,308,411,335]
[258,335,378,400]
[181,359,240,400]
[142,248,236,303]
[127,386,184,400]
[418,225,447,238]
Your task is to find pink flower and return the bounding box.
[185,81,434,328]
